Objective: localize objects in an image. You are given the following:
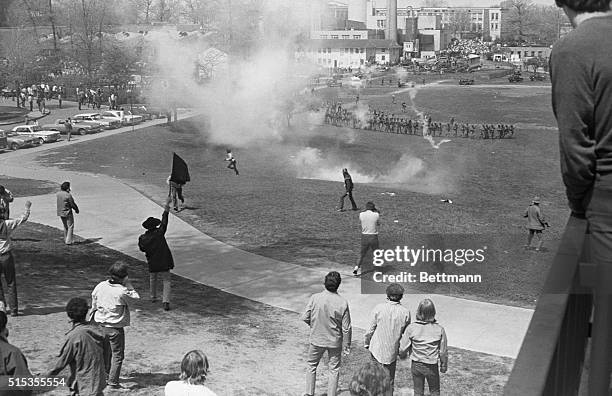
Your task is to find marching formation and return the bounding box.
[324,102,516,139]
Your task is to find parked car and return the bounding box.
[72,113,121,129]
[42,119,102,135]
[459,79,474,85]
[0,130,7,150]
[101,110,143,125]
[4,131,38,150]
[508,71,523,83]
[529,73,547,81]
[130,104,168,119]
[11,125,61,144]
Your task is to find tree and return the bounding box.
[447,9,471,36]
[502,0,535,41]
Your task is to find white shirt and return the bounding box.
[359,210,380,235]
[91,280,140,328]
[0,210,30,254]
[165,381,217,396]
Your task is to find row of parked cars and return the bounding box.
[0,105,166,151]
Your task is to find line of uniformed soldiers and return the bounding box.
[323,103,516,139]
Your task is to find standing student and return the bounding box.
[48,297,109,396]
[338,168,358,212]
[523,196,548,251]
[302,271,352,396]
[166,177,184,212]
[56,182,79,245]
[0,201,31,316]
[90,261,140,389]
[224,149,239,175]
[65,118,73,142]
[354,201,380,276]
[399,299,448,396]
[0,311,33,394]
[551,1,612,392]
[364,283,411,394]
[139,197,174,311]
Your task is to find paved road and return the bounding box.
[0,102,533,358]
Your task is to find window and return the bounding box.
[320,35,328,39]
[524,51,528,57]
[538,51,543,57]
[381,48,386,52]
[495,23,498,30]
[327,48,331,53]
[331,35,338,39]
[360,48,364,53]
[382,55,385,61]
[353,35,361,39]
[342,35,349,39]
[531,51,535,57]
[350,48,354,53]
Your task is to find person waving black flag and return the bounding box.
[168,153,190,211]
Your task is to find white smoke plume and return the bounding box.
[290,147,450,194]
[405,85,451,149]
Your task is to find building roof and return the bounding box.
[303,39,402,49]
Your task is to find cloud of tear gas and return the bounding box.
[141,0,319,148]
[290,147,450,194]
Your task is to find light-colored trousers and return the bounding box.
[60,212,74,245]
[149,271,171,303]
[305,344,341,396]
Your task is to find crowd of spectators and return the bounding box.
[446,38,492,57]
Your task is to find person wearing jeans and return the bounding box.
[0,201,31,316]
[301,271,352,396]
[139,196,175,311]
[399,299,448,396]
[91,261,140,389]
[354,201,380,276]
[56,182,79,245]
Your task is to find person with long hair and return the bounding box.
[399,299,448,396]
[165,350,217,395]
[348,362,392,396]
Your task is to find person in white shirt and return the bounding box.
[0,201,31,316]
[354,201,380,275]
[224,149,239,175]
[90,261,140,389]
[165,350,217,396]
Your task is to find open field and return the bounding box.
[34,79,565,307]
[0,219,512,396]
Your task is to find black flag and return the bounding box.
[170,153,190,184]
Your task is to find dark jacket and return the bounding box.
[344,177,354,192]
[138,210,174,272]
[524,204,546,231]
[48,323,109,396]
[0,336,32,396]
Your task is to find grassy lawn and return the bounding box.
[34,79,563,308]
[4,221,512,396]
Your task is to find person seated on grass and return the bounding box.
[165,350,217,396]
[347,362,391,396]
[48,297,109,396]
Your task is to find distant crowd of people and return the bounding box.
[446,38,491,57]
[9,83,65,113]
[76,87,121,111]
[324,102,515,139]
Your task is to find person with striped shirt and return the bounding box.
[364,283,411,394]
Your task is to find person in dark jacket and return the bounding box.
[138,196,174,311]
[0,311,33,395]
[338,168,358,212]
[48,297,109,396]
[523,196,548,251]
[551,2,612,393]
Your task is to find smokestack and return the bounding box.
[348,0,367,23]
[386,0,397,43]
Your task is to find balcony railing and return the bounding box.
[505,215,611,395]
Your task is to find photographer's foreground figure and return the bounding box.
[551,0,612,393]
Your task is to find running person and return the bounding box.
[225,149,239,175]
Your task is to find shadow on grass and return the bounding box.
[73,237,103,245]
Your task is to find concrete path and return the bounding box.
[0,110,533,358]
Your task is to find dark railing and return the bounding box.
[505,215,611,395]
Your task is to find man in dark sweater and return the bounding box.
[138,197,174,311]
[550,1,612,393]
[337,168,358,212]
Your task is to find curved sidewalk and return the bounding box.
[0,120,533,359]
